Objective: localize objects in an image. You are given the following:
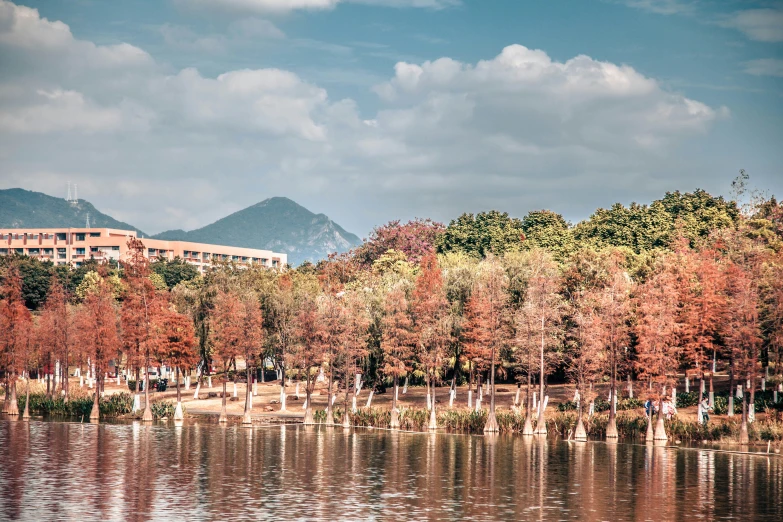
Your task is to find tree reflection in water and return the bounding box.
[0,419,781,521]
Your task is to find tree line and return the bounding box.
[1,186,782,441]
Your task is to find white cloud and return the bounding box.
[617,0,695,16]
[178,0,458,14]
[720,8,783,43]
[0,2,727,237]
[0,89,125,133]
[744,58,783,77]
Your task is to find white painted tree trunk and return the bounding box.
[426,392,431,411]
[402,376,408,394]
[174,401,184,420]
[303,397,308,410]
[475,397,481,412]
[366,390,374,408]
[351,396,357,413]
[762,378,766,391]
[253,381,257,396]
[79,375,84,388]
[701,380,706,394]
[207,376,212,389]
[280,385,287,411]
[193,380,201,399]
[671,387,676,404]
[468,390,473,408]
[295,382,300,399]
[449,388,454,409]
[133,394,141,413]
[737,385,743,398]
[685,377,689,393]
[233,382,238,398]
[331,394,337,406]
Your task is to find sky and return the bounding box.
[0,0,781,238]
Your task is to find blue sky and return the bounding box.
[0,0,781,236]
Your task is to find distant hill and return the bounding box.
[0,188,145,235]
[152,197,362,266]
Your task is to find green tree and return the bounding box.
[150,257,200,290]
[437,210,526,258]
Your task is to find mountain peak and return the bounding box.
[153,197,361,265]
[0,188,145,235]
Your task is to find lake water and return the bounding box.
[1,417,781,521]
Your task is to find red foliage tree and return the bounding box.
[678,248,727,402]
[290,297,325,425]
[411,254,451,427]
[723,262,762,443]
[354,219,445,267]
[0,268,32,415]
[37,276,75,402]
[462,257,509,433]
[75,280,121,421]
[588,252,633,438]
[634,261,681,440]
[210,290,245,422]
[381,286,414,429]
[154,306,198,417]
[120,238,165,421]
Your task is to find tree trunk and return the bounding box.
[574,400,587,441]
[739,390,749,444]
[428,373,437,430]
[242,366,252,426]
[63,349,69,403]
[522,370,533,435]
[390,374,400,429]
[467,365,473,408]
[174,366,184,421]
[606,358,618,439]
[343,368,352,428]
[325,367,335,425]
[645,408,654,442]
[6,377,19,415]
[89,375,100,421]
[535,322,547,435]
[483,345,499,433]
[749,376,756,424]
[279,367,287,412]
[303,378,315,426]
[22,379,30,420]
[219,377,228,423]
[142,356,152,422]
[654,389,667,441]
[728,360,735,417]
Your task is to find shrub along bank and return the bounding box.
[314,407,783,442]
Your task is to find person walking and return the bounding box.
[700,397,712,425]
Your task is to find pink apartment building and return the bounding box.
[0,227,286,271]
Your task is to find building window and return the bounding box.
[90,247,99,253]
[203,253,210,261]
[28,248,40,255]
[0,249,7,255]
[112,246,119,251]
[75,262,83,268]
[44,249,53,255]
[76,248,85,255]
[15,248,23,254]
[76,233,85,241]
[90,232,100,237]
[183,250,190,257]
[148,249,156,256]
[56,233,66,241]
[57,248,66,259]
